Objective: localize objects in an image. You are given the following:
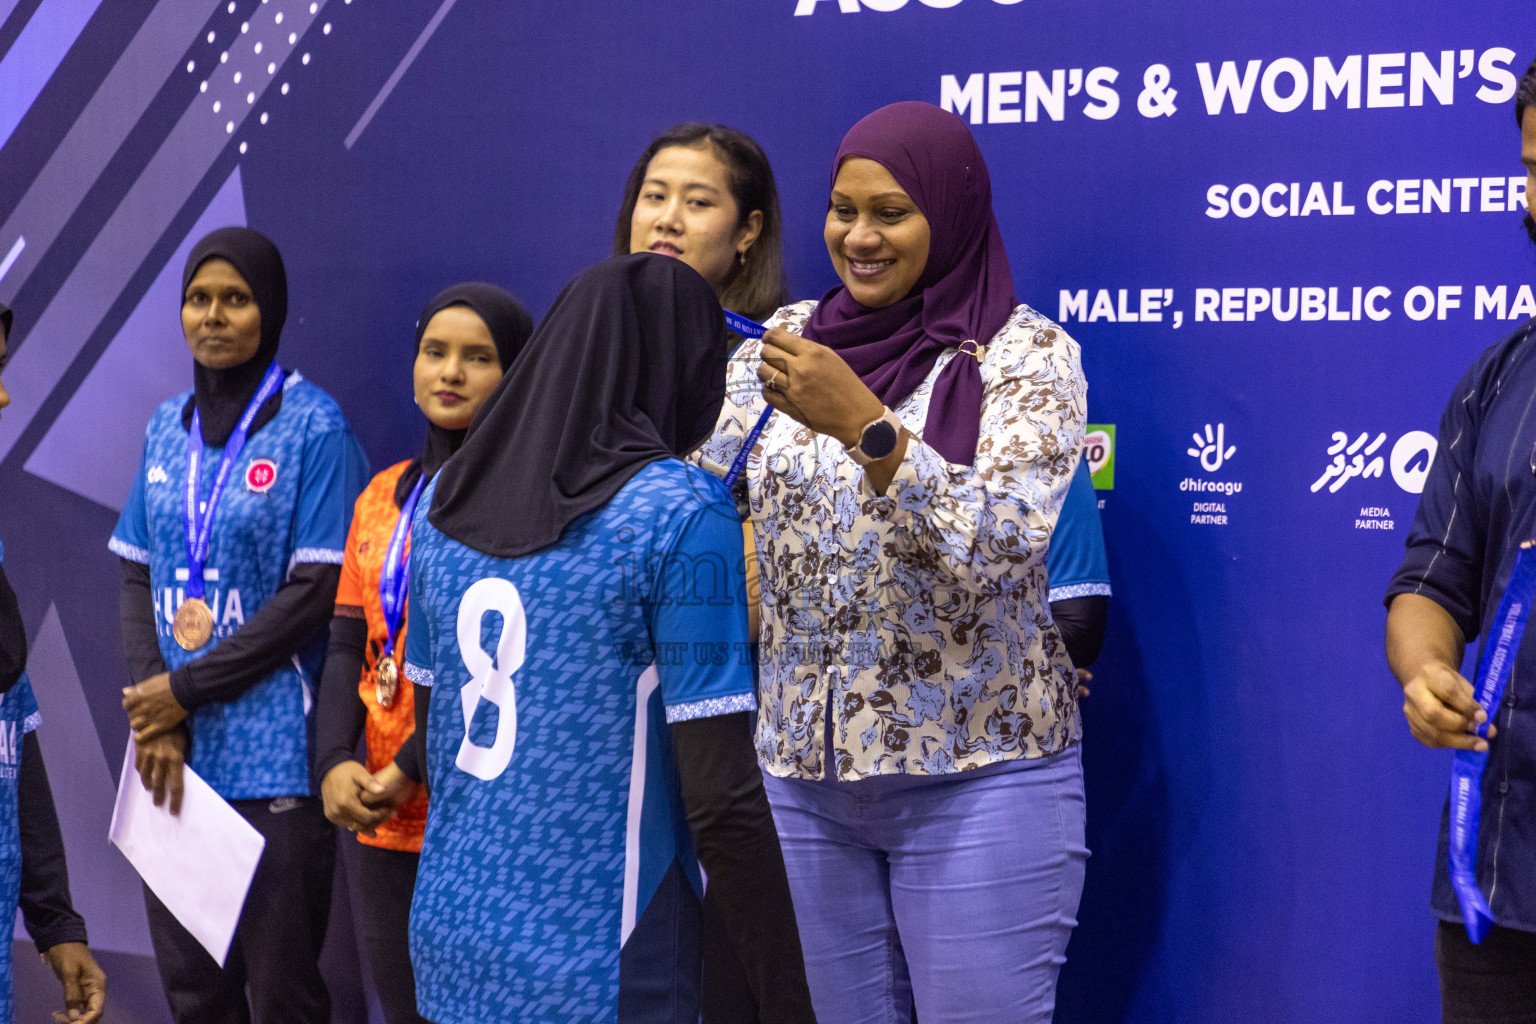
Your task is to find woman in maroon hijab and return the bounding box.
[695,101,1088,1023]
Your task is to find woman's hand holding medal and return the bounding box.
[122,673,187,743]
[757,327,882,445]
[757,326,909,491]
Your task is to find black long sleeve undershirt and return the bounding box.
[118,557,340,707]
[409,683,429,790]
[1051,594,1108,669]
[0,562,26,694]
[17,733,87,953]
[119,559,167,684]
[672,711,817,1024]
[314,613,368,783]
[393,716,422,783]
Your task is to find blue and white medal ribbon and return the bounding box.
[373,473,426,707]
[175,362,285,650]
[724,310,765,340]
[723,311,772,490]
[1449,540,1536,943]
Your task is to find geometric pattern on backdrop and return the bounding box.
[25,166,247,512]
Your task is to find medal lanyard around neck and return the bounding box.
[722,311,771,490]
[1450,540,1536,944]
[183,363,286,603]
[378,472,427,661]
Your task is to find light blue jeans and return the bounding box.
[762,746,1086,1024]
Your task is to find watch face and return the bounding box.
[861,420,899,460]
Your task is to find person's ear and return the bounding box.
[735,210,765,256]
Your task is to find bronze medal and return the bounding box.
[376,656,399,708]
[173,597,214,651]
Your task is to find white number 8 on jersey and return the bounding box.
[453,577,525,781]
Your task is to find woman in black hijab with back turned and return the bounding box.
[313,282,532,1024]
[110,227,369,1023]
[377,254,815,1024]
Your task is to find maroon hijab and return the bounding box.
[803,101,1016,465]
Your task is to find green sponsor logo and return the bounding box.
[1085,424,1115,490]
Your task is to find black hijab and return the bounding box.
[429,253,726,559]
[0,302,22,694]
[180,227,287,446]
[394,283,534,507]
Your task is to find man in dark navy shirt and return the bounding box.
[1385,54,1536,1023]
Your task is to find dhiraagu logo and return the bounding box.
[1085,424,1115,489]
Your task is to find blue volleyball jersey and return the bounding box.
[109,373,368,799]
[0,538,40,1023]
[0,675,39,1024]
[404,460,756,1024]
[1047,456,1112,602]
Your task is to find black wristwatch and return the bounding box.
[848,407,903,466]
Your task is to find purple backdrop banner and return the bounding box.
[0,2,1529,1021]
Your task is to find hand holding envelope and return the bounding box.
[108,738,264,966]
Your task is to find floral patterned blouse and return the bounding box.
[695,300,1086,781]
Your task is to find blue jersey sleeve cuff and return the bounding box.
[22,711,41,735]
[404,661,434,688]
[1048,582,1112,602]
[292,547,345,566]
[108,537,151,564]
[664,692,756,724]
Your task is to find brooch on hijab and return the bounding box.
[957,340,986,361]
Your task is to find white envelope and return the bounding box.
[108,738,265,966]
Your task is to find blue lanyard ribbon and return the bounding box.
[724,310,765,339]
[1450,541,1536,943]
[378,473,427,658]
[183,363,286,602]
[723,311,772,489]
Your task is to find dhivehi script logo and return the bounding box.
[1307,428,1436,533]
[1310,429,1436,495]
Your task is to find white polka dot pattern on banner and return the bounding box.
[194,0,349,157]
